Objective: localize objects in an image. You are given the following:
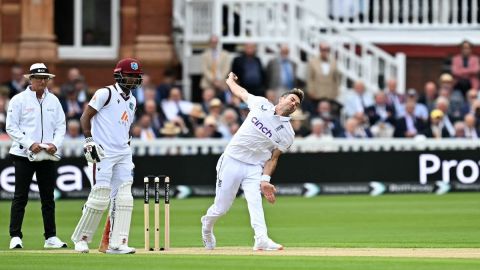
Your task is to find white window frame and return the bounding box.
[58,0,119,60]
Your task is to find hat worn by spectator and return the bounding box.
[430,109,444,119]
[24,63,55,79]
[189,104,206,119]
[440,73,454,83]
[407,88,417,96]
[209,98,222,108]
[160,122,181,136]
[204,116,217,126]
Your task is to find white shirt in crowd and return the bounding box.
[6,87,66,157]
[224,94,294,165]
[89,83,136,156]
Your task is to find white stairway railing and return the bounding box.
[175,0,406,101]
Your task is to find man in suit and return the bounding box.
[394,100,426,138]
[200,35,232,97]
[231,43,265,97]
[306,42,340,108]
[364,91,396,126]
[266,44,297,95]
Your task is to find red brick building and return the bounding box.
[0,0,175,88]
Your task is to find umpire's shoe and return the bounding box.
[9,237,23,249]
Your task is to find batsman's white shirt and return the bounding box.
[224,94,294,164]
[89,83,136,156]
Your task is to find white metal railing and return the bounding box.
[327,0,479,29]
[177,0,405,100]
[0,138,479,158]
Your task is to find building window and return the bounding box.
[55,0,119,59]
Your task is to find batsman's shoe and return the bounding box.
[44,236,68,248]
[9,237,23,249]
[106,244,136,254]
[74,240,89,253]
[201,216,216,250]
[253,236,283,251]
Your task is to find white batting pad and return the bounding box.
[109,182,134,249]
[71,186,111,243]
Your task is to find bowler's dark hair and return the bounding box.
[281,88,304,103]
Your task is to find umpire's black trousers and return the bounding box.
[9,154,57,240]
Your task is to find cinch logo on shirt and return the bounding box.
[251,117,272,138]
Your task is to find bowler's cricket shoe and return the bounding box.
[44,236,68,248]
[253,236,283,251]
[74,240,89,253]
[106,244,136,254]
[9,237,23,249]
[201,216,216,250]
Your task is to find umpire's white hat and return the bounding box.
[23,63,56,79]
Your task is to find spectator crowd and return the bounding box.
[1,38,480,141]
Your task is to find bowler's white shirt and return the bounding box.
[89,83,136,155]
[224,94,294,165]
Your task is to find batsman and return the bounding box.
[71,58,142,254]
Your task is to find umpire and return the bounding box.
[6,63,67,249]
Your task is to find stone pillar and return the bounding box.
[133,0,174,65]
[0,0,21,60]
[17,0,57,62]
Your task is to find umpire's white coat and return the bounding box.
[6,87,65,158]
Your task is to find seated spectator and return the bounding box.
[394,100,426,138]
[65,119,84,140]
[424,109,451,139]
[365,91,396,126]
[217,108,239,140]
[290,109,310,138]
[451,40,479,95]
[340,117,371,138]
[60,86,84,121]
[203,116,223,138]
[370,121,395,138]
[201,88,216,113]
[207,98,223,120]
[397,89,429,121]
[160,121,181,138]
[138,114,158,141]
[343,80,374,118]
[161,87,193,121]
[316,100,343,137]
[3,64,27,99]
[454,121,466,138]
[438,73,465,121]
[305,118,333,139]
[418,81,438,112]
[463,114,479,138]
[384,78,404,114]
[461,88,478,116]
[435,96,456,137]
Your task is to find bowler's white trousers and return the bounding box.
[203,154,268,238]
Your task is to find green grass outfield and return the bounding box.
[0,193,479,269]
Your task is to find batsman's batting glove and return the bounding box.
[83,137,105,163]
